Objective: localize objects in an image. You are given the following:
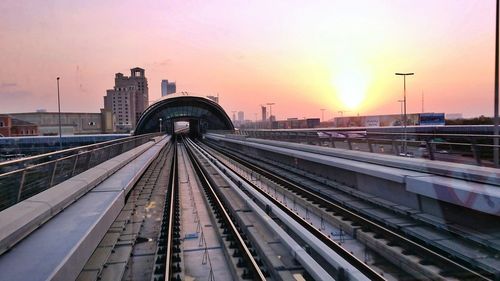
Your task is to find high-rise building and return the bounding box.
[161,80,167,97]
[261,106,267,121]
[161,80,176,97]
[206,95,219,104]
[238,111,244,122]
[104,67,148,132]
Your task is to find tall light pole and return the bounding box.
[231,111,237,124]
[395,72,414,155]
[266,103,275,130]
[338,110,349,117]
[320,108,326,122]
[494,0,499,167]
[266,103,275,121]
[159,118,163,133]
[56,77,62,150]
[397,100,404,125]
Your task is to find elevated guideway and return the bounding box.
[238,125,499,167]
[205,133,500,279]
[0,135,170,281]
[207,133,500,215]
[0,131,498,280]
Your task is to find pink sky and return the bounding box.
[0,0,497,119]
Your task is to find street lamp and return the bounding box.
[338,110,349,117]
[266,103,275,130]
[266,103,275,121]
[254,113,257,130]
[494,0,499,167]
[159,117,163,133]
[56,77,62,150]
[397,100,404,125]
[231,111,237,124]
[395,72,414,156]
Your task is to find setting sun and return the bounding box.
[332,67,371,110]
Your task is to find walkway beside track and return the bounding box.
[0,136,170,281]
[176,143,233,280]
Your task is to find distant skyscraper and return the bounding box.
[207,95,219,104]
[161,80,176,96]
[104,67,148,132]
[161,80,167,96]
[238,111,244,122]
[261,106,267,121]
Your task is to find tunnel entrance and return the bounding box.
[171,119,203,138]
[174,121,189,134]
[134,96,234,138]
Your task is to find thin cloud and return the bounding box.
[0,89,32,99]
[1,82,17,88]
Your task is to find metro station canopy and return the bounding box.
[134,96,234,135]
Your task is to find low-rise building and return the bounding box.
[0,115,38,137]
[5,111,114,135]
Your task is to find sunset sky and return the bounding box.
[0,0,497,119]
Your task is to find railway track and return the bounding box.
[187,138,375,280]
[77,138,175,281]
[152,138,272,280]
[152,141,180,280]
[183,137,267,280]
[78,135,494,281]
[201,139,494,281]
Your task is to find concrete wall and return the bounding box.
[8,112,105,135]
[212,137,500,229]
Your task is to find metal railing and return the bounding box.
[238,130,500,167]
[0,133,161,211]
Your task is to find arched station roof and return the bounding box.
[134,96,234,135]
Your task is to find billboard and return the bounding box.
[335,113,421,128]
[419,113,445,125]
[364,116,380,127]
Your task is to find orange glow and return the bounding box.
[0,1,495,119]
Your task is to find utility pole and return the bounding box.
[421,91,424,113]
[266,103,275,121]
[395,72,414,156]
[398,100,404,125]
[57,77,62,150]
[494,0,499,167]
[320,108,326,122]
[231,111,237,124]
[338,110,349,117]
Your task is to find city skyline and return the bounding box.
[0,0,497,119]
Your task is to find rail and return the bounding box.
[184,138,267,281]
[199,140,384,280]
[206,140,491,280]
[238,130,500,167]
[0,133,161,211]
[165,142,178,280]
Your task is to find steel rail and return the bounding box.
[183,138,267,281]
[164,142,178,280]
[195,140,385,281]
[203,141,492,281]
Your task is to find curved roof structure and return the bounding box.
[134,96,234,135]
